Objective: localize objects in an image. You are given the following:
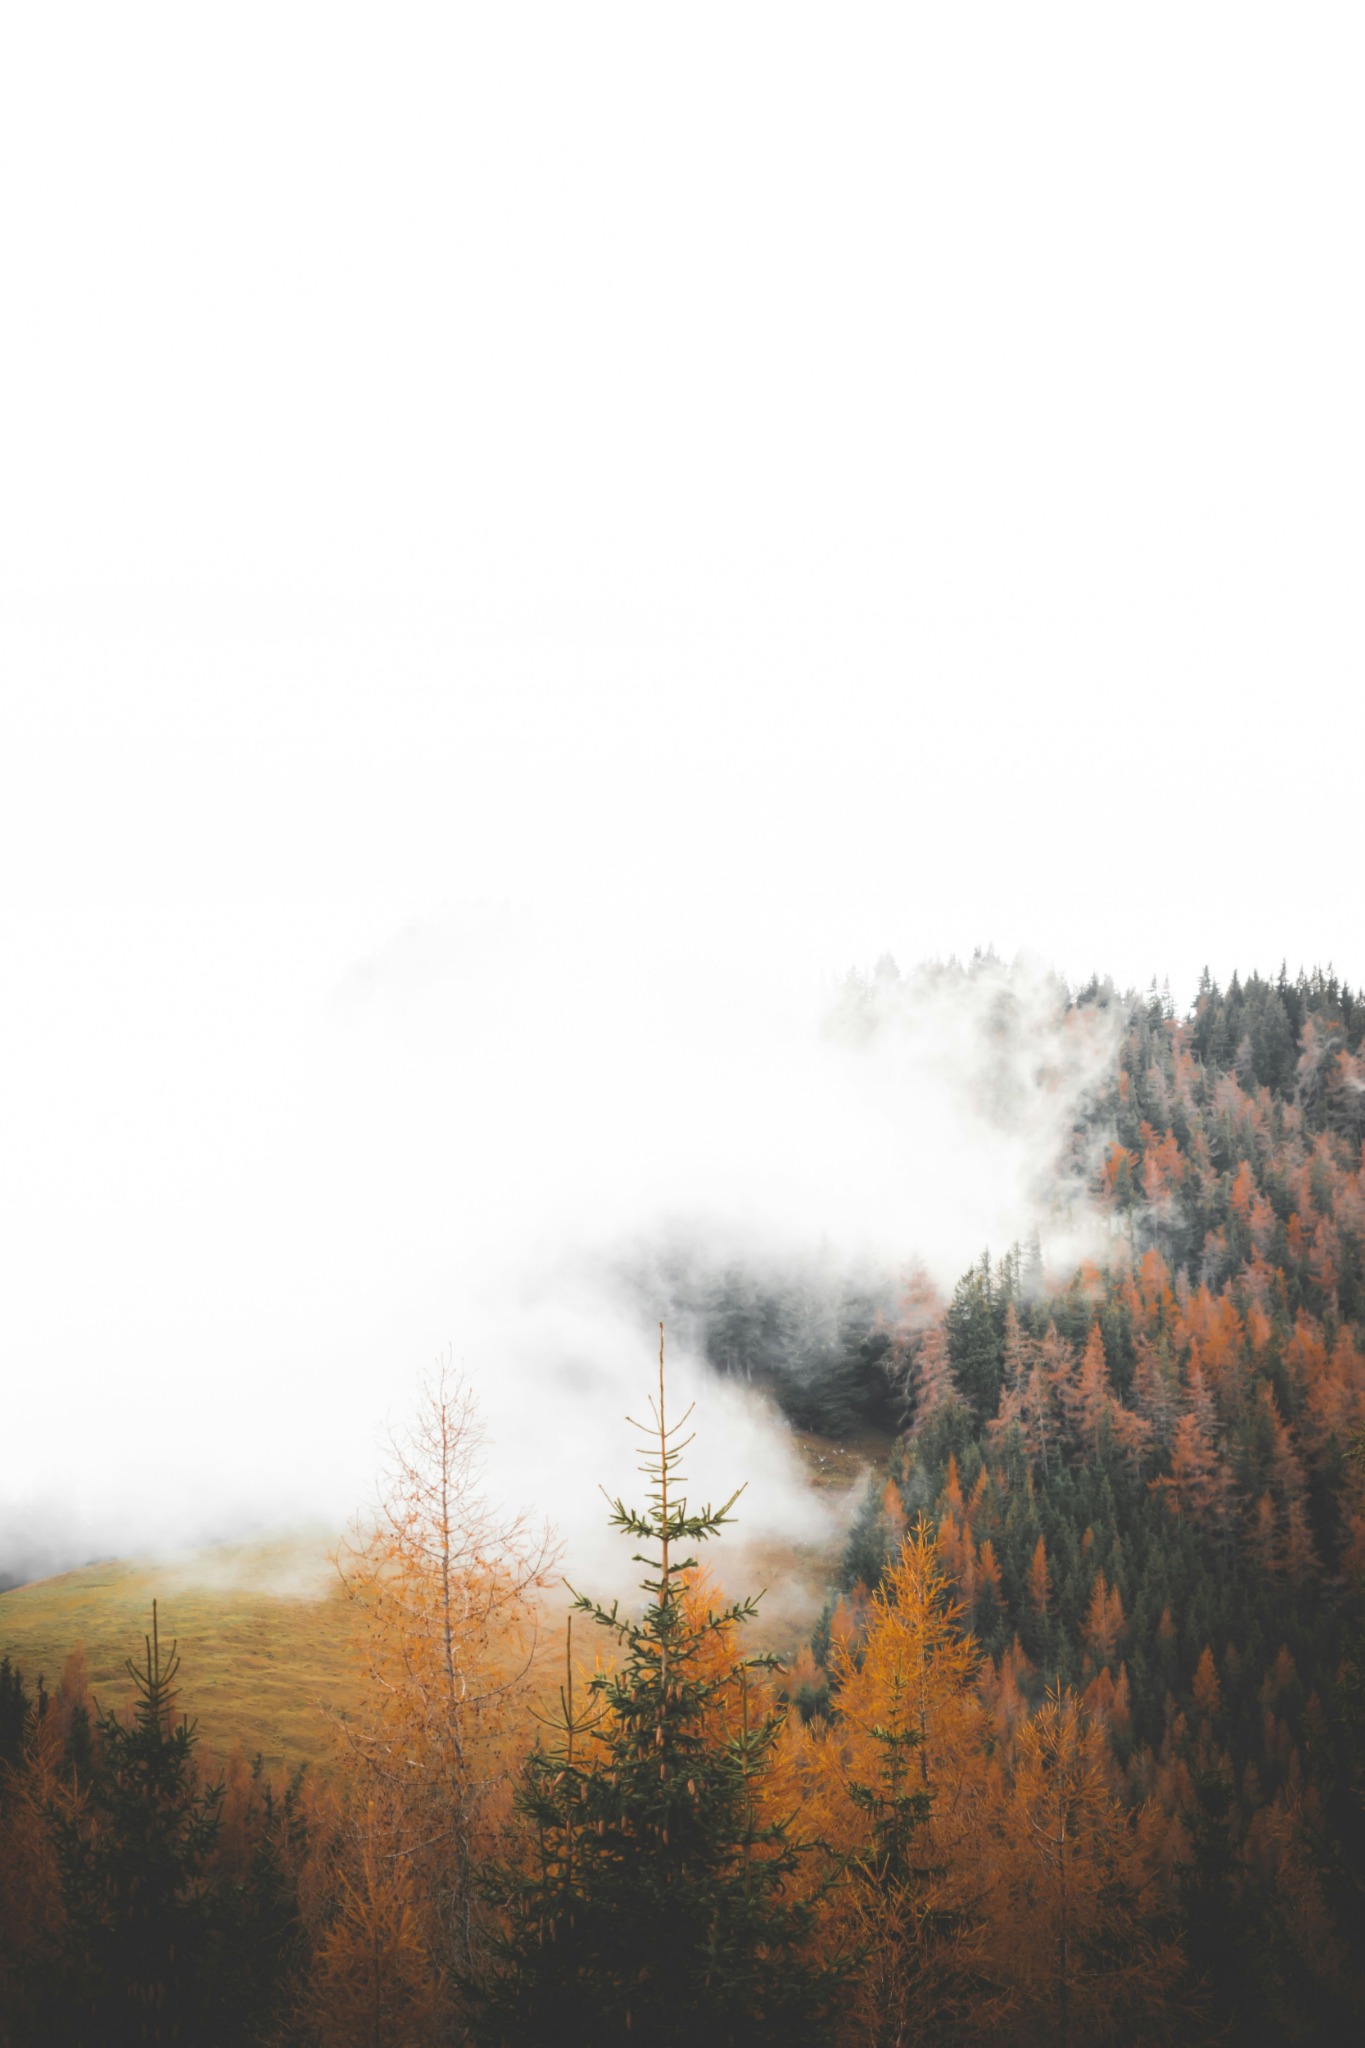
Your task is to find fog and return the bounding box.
[4,6,1364,1594]
[0,911,1121,1593]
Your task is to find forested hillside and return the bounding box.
[2,964,1363,2044]
[804,965,1365,2041]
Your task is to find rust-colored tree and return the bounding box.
[314,1359,557,2044]
[806,1517,996,2044]
[999,1686,1179,2045]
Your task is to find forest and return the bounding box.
[1,962,1364,2044]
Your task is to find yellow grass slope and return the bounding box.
[0,1431,885,1774]
[0,1531,362,1772]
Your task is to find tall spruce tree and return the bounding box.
[480,1327,832,2047]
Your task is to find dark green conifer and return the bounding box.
[51,1603,227,2047]
[945,1256,1003,1421]
[0,1656,30,1774]
[481,1328,833,2047]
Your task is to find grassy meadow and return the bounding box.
[0,1531,362,1772]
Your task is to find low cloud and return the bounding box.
[0,909,1123,1599]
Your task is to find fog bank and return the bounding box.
[0,913,1122,1592]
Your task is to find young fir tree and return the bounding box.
[49,1603,229,2048]
[480,1328,832,2047]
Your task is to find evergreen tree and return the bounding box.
[945,1257,1003,1421]
[0,1657,30,1775]
[481,1328,833,2047]
[49,1604,229,2047]
[1176,1766,1272,2044]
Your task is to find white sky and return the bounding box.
[2,5,1363,1568]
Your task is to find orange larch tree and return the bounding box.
[317,1359,558,2040]
[805,1518,997,2044]
[998,1686,1179,2046]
